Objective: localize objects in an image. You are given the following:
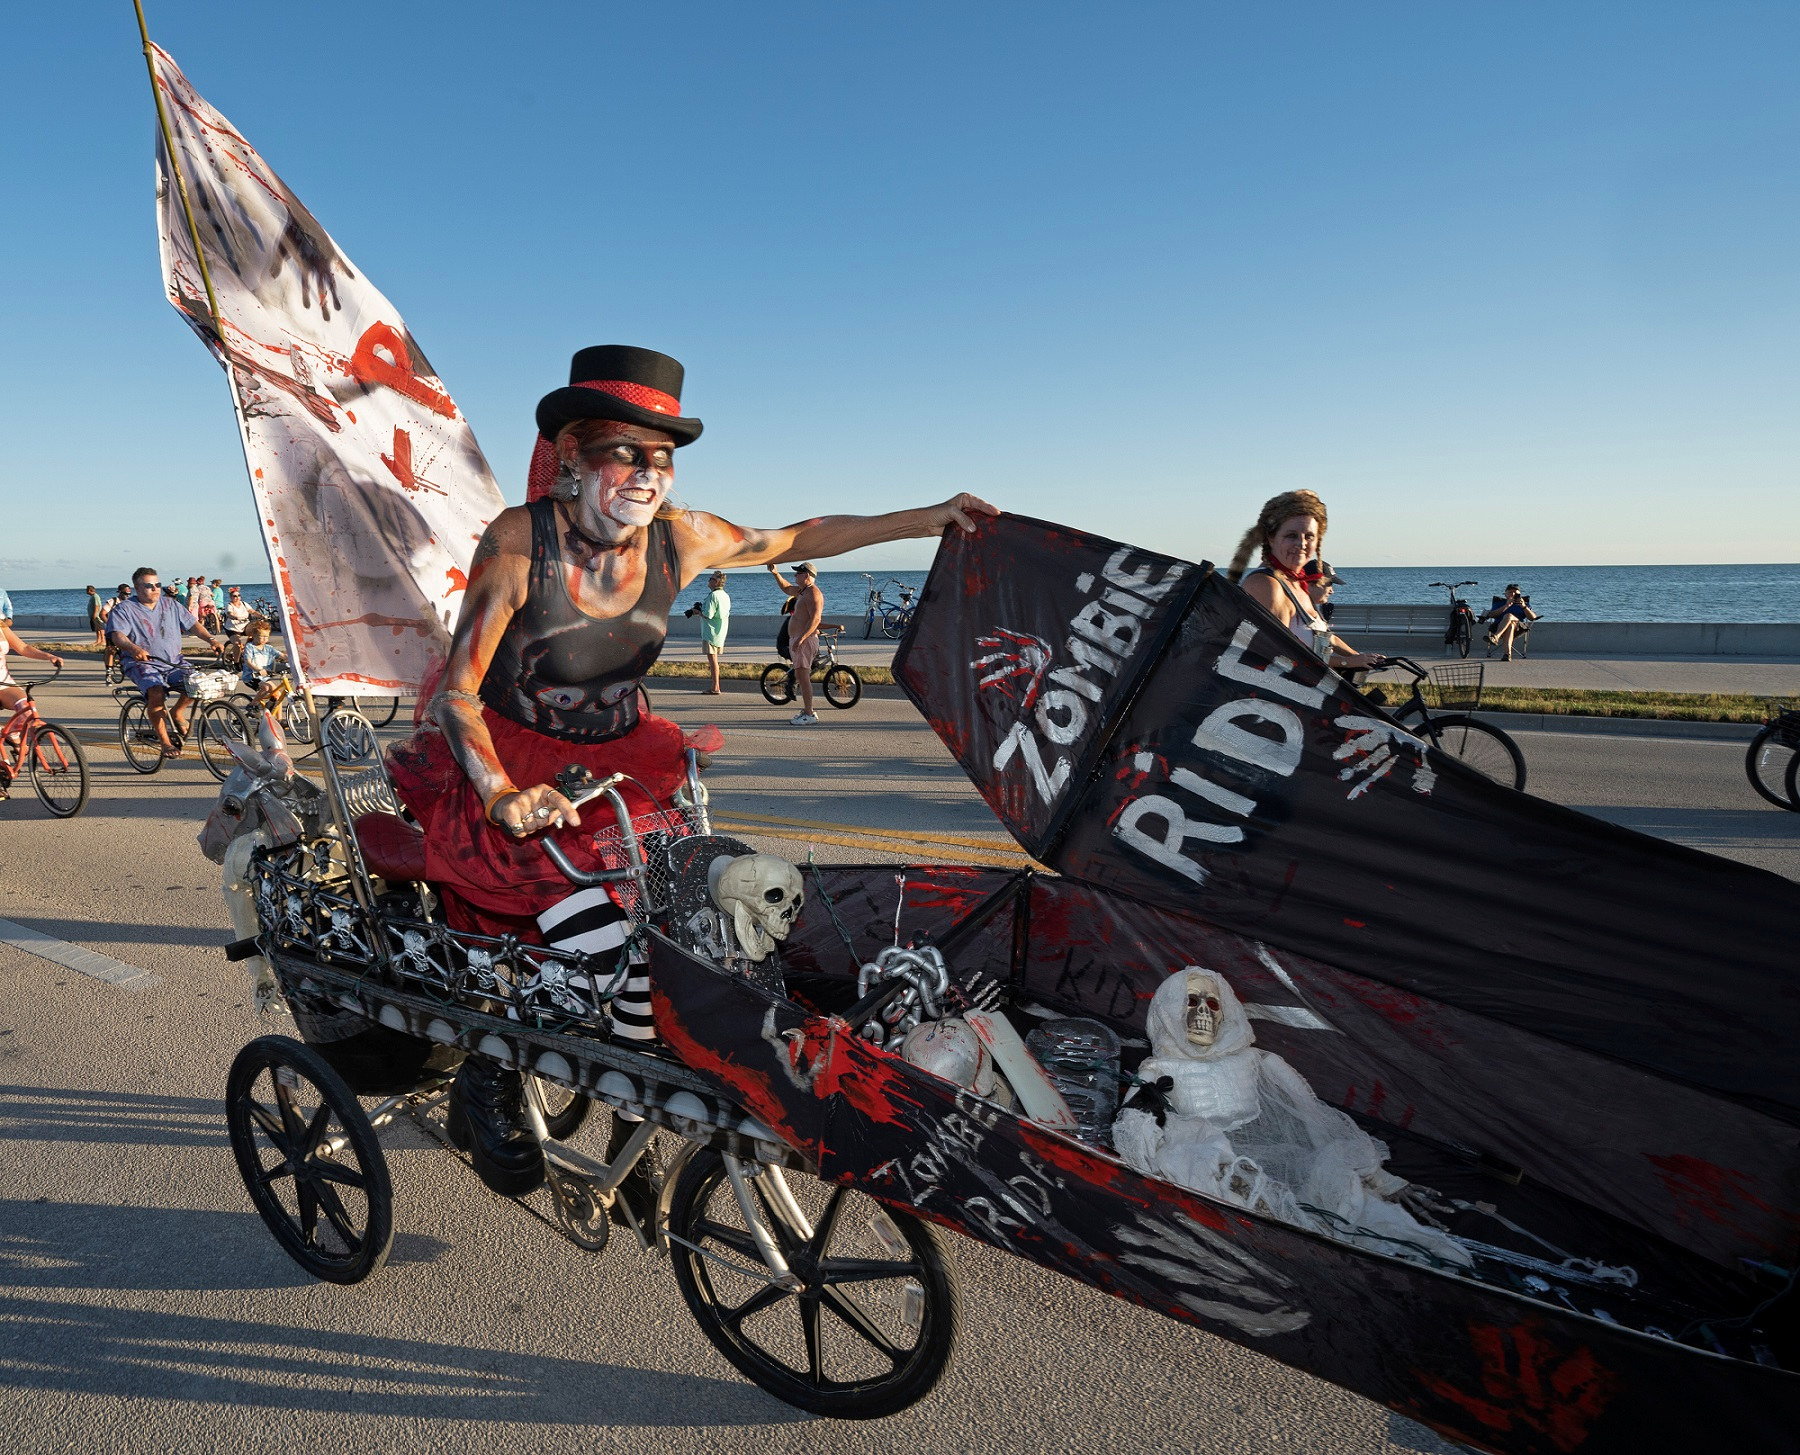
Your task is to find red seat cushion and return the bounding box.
[354,813,427,882]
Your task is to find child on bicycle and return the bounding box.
[238,620,289,703]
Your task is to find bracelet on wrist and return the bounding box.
[483,787,517,826]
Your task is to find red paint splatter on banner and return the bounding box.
[348,321,455,417]
[812,1031,924,1129]
[1343,918,1366,929]
[1017,1122,1165,1216]
[1647,1153,1799,1251]
[651,987,806,1149]
[444,567,468,597]
[1410,1320,1618,1452]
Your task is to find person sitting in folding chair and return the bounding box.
[386,344,997,1204]
[1480,583,1539,661]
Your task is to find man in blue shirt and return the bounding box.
[107,566,223,757]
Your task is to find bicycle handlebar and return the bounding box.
[1427,580,1478,590]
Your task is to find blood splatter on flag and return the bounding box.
[149,45,504,693]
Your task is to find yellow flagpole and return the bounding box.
[133,0,228,347]
[129,4,379,936]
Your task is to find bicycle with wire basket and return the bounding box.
[861,574,918,640]
[1365,655,1527,790]
[1745,702,1800,812]
[1429,580,1480,659]
[114,667,254,782]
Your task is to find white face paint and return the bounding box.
[567,433,676,540]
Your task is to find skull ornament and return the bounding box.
[1185,969,1224,1048]
[710,854,805,963]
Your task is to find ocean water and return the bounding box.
[16,564,1798,624]
[9,582,283,617]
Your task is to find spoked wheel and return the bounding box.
[1747,725,1800,811]
[1429,713,1527,791]
[881,613,906,640]
[281,693,315,745]
[1786,750,1800,812]
[226,1035,394,1284]
[362,695,400,728]
[104,658,123,686]
[823,665,862,710]
[1451,615,1472,659]
[760,663,796,706]
[28,723,89,817]
[669,1151,959,1419]
[199,700,252,781]
[117,700,164,775]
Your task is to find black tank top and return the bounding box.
[480,500,680,743]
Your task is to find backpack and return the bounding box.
[775,595,795,661]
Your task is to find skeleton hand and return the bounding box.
[490,783,581,838]
[972,627,1052,703]
[1331,715,1436,800]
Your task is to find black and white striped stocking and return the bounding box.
[535,886,655,1043]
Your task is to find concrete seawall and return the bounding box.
[21,609,1800,657]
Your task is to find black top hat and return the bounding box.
[535,345,704,446]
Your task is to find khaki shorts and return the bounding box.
[789,636,818,675]
[703,642,722,657]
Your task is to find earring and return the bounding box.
[550,462,580,501]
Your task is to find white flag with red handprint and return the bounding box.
[150,45,504,693]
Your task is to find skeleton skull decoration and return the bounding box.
[1185,969,1224,1048]
[710,854,805,963]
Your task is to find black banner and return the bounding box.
[895,515,1800,1127]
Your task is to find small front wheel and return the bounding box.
[28,723,89,817]
[668,1151,959,1419]
[823,665,862,710]
[1746,725,1800,812]
[199,701,252,782]
[760,663,795,705]
[1450,613,1472,659]
[1428,713,1527,792]
[118,701,164,775]
[281,693,315,745]
[226,1035,394,1284]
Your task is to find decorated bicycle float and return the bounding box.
[205,512,1800,1449]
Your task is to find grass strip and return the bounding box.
[1412,684,1795,724]
[647,659,897,686]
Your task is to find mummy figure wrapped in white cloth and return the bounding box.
[1113,967,1471,1269]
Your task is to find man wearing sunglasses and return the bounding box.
[107,566,224,758]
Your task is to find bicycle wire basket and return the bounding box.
[1769,704,1800,747]
[587,802,708,917]
[1426,661,1485,711]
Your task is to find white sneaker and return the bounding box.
[789,711,819,725]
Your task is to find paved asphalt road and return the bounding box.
[1,669,1794,1454]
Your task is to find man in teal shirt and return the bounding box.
[698,570,730,694]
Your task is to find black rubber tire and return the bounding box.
[668,1150,959,1419]
[1428,713,1527,792]
[226,1034,395,1285]
[281,694,315,745]
[1786,747,1800,813]
[863,613,876,640]
[760,663,795,706]
[880,612,905,641]
[823,665,862,710]
[1451,614,1472,659]
[28,723,89,818]
[1747,726,1800,812]
[537,1078,592,1140]
[363,695,400,728]
[118,700,164,775]
[199,700,252,782]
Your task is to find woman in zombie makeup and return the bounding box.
[385,345,994,1198]
[1224,491,1383,673]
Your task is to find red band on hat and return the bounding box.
[574,378,681,416]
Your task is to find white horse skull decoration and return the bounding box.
[710,854,805,963]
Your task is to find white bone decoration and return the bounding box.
[709,855,805,963]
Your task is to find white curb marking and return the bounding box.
[0,918,158,989]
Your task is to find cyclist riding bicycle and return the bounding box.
[107,566,224,759]
[0,623,63,800]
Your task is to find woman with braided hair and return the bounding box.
[1224,491,1385,673]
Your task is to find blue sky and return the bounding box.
[2,2,1797,588]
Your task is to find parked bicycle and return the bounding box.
[0,668,89,817]
[861,574,917,640]
[115,669,251,782]
[1745,702,1800,813]
[1430,581,1480,659]
[760,625,862,708]
[1364,656,1527,790]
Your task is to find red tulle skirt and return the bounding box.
[385,705,708,938]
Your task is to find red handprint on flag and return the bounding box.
[972,627,1053,711]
